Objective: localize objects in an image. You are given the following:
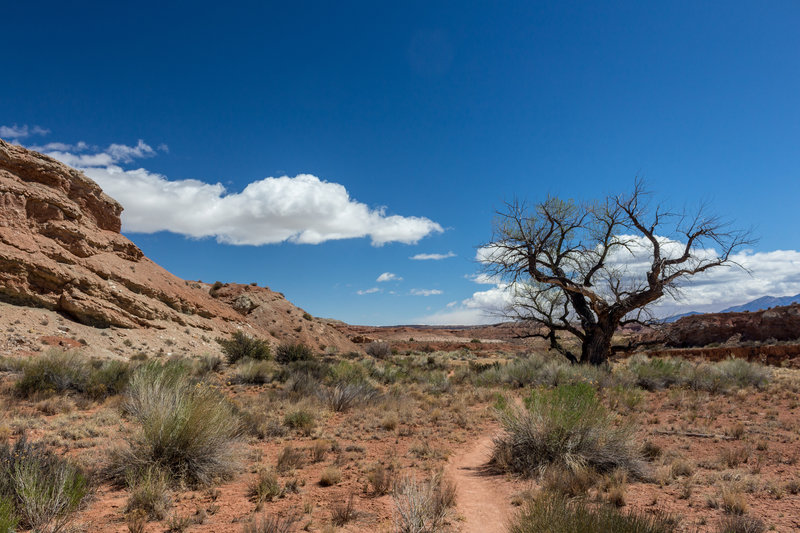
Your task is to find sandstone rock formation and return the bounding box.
[0,138,358,355]
[663,304,800,347]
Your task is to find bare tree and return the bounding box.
[482,180,752,365]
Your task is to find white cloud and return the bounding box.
[29,137,443,246]
[410,251,456,260]
[106,139,157,163]
[1,124,49,139]
[420,236,800,325]
[377,272,402,282]
[357,287,380,295]
[410,288,443,296]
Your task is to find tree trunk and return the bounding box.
[580,326,615,365]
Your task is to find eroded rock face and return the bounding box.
[664,304,800,347]
[0,139,360,355]
[0,139,237,327]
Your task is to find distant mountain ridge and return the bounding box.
[721,294,800,313]
[662,293,800,322]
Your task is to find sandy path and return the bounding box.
[446,432,518,533]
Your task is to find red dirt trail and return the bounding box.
[447,432,518,533]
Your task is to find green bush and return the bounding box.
[283,408,315,436]
[0,496,19,533]
[627,355,770,393]
[508,492,675,533]
[108,361,242,487]
[0,436,88,532]
[15,350,131,400]
[491,383,644,478]
[216,331,271,364]
[627,356,686,391]
[275,343,314,364]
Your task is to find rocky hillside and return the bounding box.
[0,138,358,358]
[662,304,800,347]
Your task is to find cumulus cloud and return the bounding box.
[410,251,456,260]
[357,287,380,295]
[410,288,443,296]
[1,124,49,139]
[420,237,800,325]
[377,272,402,282]
[26,136,443,246]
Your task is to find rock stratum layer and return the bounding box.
[0,138,357,354]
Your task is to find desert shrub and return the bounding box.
[392,473,456,533]
[714,358,770,390]
[125,467,171,520]
[241,513,298,533]
[331,493,357,526]
[366,341,392,358]
[491,383,644,478]
[249,469,282,503]
[108,361,242,487]
[275,445,305,473]
[87,359,132,398]
[308,440,328,463]
[327,360,370,385]
[15,350,131,400]
[627,356,686,391]
[275,342,314,364]
[604,385,644,412]
[367,463,394,496]
[232,359,277,384]
[508,492,675,533]
[319,382,379,412]
[283,408,316,435]
[0,436,89,532]
[217,331,271,364]
[717,515,766,533]
[193,354,223,375]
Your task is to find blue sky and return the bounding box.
[2,1,800,324]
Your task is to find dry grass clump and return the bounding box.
[249,468,282,503]
[125,466,171,520]
[0,435,89,533]
[331,493,357,526]
[508,492,675,533]
[108,361,242,487]
[720,483,749,515]
[491,383,644,479]
[275,445,305,473]
[392,472,457,533]
[717,515,766,533]
[232,359,277,384]
[319,382,379,412]
[319,466,342,487]
[15,349,130,400]
[242,513,298,533]
[367,463,394,496]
